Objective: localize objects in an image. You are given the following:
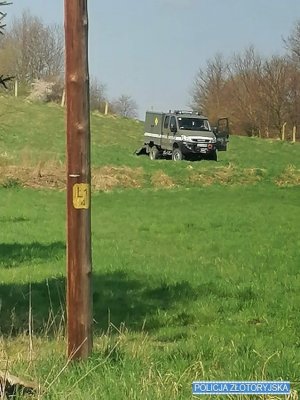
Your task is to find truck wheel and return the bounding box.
[206,150,217,161]
[210,150,218,161]
[172,148,183,161]
[149,146,159,160]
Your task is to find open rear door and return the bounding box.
[215,118,229,151]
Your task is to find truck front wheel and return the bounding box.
[207,150,217,161]
[172,148,184,161]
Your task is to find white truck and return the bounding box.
[137,110,229,161]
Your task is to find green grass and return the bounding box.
[0,96,300,399]
[1,185,300,399]
[1,95,300,186]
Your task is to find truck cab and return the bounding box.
[143,110,229,161]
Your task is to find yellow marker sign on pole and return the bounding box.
[73,183,90,209]
[154,117,158,126]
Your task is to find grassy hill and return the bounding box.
[1,95,300,189]
[0,96,300,399]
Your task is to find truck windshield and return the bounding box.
[177,117,210,131]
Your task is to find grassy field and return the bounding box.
[0,96,300,399]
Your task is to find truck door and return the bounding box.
[168,115,178,151]
[162,115,173,151]
[215,118,229,151]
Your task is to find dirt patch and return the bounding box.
[92,166,144,191]
[0,164,144,191]
[151,170,176,189]
[0,163,270,190]
[189,165,265,186]
[0,164,65,190]
[275,165,300,187]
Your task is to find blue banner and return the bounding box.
[192,381,290,395]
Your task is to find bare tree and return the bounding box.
[258,56,291,135]
[112,94,138,118]
[191,53,229,122]
[285,62,300,130]
[0,1,8,33]
[228,46,264,135]
[0,1,13,89]
[0,10,64,85]
[283,20,300,64]
[192,47,266,135]
[89,77,107,111]
[191,22,300,138]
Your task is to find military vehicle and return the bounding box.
[136,110,229,161]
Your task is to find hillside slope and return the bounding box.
[0,95,300,189]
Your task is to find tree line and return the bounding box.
[2,6,299,127]
[191,21,300,138]
[0,8,138,118]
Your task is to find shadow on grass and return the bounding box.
[0,217,30,223]
[0,241,66,268]
[0,242,198,336]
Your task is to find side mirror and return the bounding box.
[170,124,177,133]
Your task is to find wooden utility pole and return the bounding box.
[64,0,92,360]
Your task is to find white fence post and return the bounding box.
[281,122,287,141]
[14,79,18,97]
[104,101,108,115]
[61,89,66,107]
[292,125,296,143]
